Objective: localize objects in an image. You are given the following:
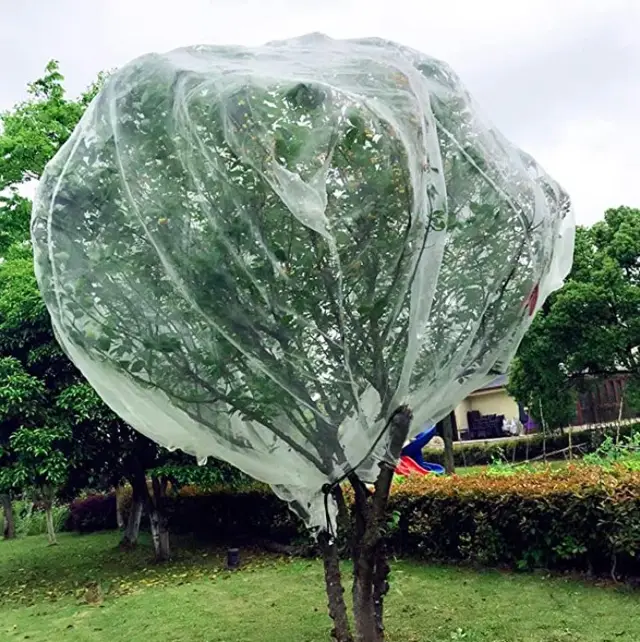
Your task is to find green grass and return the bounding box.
[455,459,573,476]
[1,532,638,642]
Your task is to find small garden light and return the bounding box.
[227,548,240,570]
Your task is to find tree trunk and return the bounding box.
[120,496,143,549]
[148,507,171,562]
[441,413,456,475]
[371,540,390,634]
[44,500,57,546]
[120,472,146,549]
[319,531,352,642]
[1,494,15,540]
[115,485,125,529]
[320,405,412,642]
[147,475,170,562]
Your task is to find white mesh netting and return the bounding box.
[31,34,575,529]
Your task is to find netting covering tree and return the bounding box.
[31,33,574,641]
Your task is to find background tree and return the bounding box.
[0,61,219,558]
[0,356,70,544]
[509,206,640,428]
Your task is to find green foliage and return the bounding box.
[509,207,640,426]
[0,62,94,504]
[9,424,71,491]
[484,455,535,477]
[0,193,31,257]
[66,465,640,579]
[0,499,70,537]
[29,45,571,506]
[149,459,251,491]
[0,60,89,190]
[392,466,640,577]
[584,432,640,470]
[0,62,205,504]
[0,356,68,496]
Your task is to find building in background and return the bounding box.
[454,375,521,436]
[454,373,637,440]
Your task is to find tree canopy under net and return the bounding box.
[31,33,575,529]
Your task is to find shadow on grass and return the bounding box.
[0,531,280,606]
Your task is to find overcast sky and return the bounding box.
[1,0,638,225]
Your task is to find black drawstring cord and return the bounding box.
[321,408,403,538]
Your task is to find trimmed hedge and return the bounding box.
[68,492,118,533]
[390,465,640,577]
[425,422,640,467]
[69,464,640,579]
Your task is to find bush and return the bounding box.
[583,431,640,470]
[389,465,640,577]
[68,492,118,533]
[165,489,301,542]
[65,463,640,579]
[424,422,640,467]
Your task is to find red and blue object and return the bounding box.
[395,425,445,476]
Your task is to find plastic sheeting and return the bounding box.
[31,34,575,529]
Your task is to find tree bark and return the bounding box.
[1,494,15,540]
[319,531,352,642]
[120,496,143,549]
[148,507,171,562]
[147,475,170,562]
[441,413,456,474]
[372,540,390,634]
[350,405,412,642]
[120,472,147,549]
[44,499,57,546]
[115,484,125,529]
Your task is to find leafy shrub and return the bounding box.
[66,464,640,579]
[584,432,640,470]
[424,422,640,467]
[68,492,118,532]
[390,465,640,577]
[165,489,301,542]
[117,483,299,543]
[2,500,70,537]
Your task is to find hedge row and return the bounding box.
[68,493,118,533]
[390,465,640,577]
[69,464,640,578]
[425,422,640,467]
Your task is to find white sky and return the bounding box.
[1,0,639,225]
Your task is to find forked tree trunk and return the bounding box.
[1,494,15,540]
[321,405,412,642]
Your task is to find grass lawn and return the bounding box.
[455,460,572,476]
[1,532,638,642]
